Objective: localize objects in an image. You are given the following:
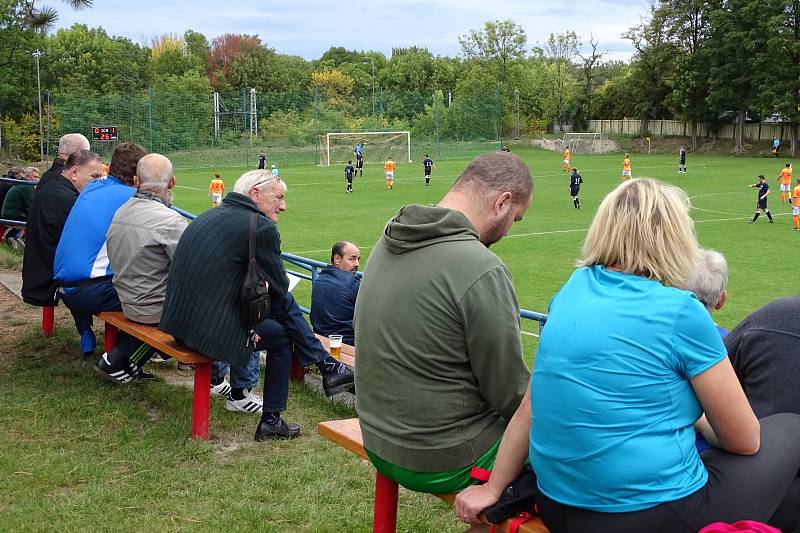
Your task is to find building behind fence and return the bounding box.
[587,119,789,142]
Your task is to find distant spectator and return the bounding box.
[0,167,24,211]
[22,150,103,309]
[310,241,361,345]
[684,249,729,337]
[2,167,39,248]
[37,133,90,190]
[725,296,800,420]
[53,142,147,361]
[160,170,354,440]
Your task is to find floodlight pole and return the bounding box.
[365,57,375,115]
[32,49,44,162]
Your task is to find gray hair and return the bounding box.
[58,133,90,157]
[451,152,533,204]
[684,249,728,311]
[233,169,287,195]
[23,166,40,179]
[136,154,173,191]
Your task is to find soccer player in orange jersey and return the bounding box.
[792,177,800,231]
[622,153,632,181]
[384,157,396,190]
[777,162,792,203]
[209,173,225,207]
[563,147,571,172]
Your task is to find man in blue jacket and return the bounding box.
[53,143,149,377]
[310,241,360,346]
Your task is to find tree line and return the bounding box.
[2,0,800,160]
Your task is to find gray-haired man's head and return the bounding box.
[57,133,90,160]
[134,153,175,203]
[685,249,728,313]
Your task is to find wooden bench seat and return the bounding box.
[97,311,214,440]
[318,418,549,533]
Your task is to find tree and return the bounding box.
[575,35,606,126]
[207,34,272,91]
[311,68,354,110]
[459,19,527,86]
[536,32,579,129]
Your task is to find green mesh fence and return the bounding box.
[43,88,506,168]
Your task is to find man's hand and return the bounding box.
[453,483,500,525]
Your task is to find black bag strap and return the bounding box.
[249,212,258,260]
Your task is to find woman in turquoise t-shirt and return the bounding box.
[455,179,800,532]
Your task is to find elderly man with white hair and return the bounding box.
[684,248,729,337]
[159,169,354,440]
[38,133,91,190]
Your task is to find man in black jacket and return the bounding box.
[37,133,91,191]
[21,150,104,354]
[160,170,354,441]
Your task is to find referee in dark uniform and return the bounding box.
[748,175,774,223]
[570,167,583,209]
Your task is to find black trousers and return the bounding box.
[536,413,800,533]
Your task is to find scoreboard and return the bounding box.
[92,126,118,142]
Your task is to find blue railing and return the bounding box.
[1,176,548,330]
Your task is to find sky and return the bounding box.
[53,0,646,62]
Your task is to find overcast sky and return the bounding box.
[53,0,646,62]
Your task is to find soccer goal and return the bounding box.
[563,132,609,154]
[318,131,411,166]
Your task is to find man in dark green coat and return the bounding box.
[160,170,353,440]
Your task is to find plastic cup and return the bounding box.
[329,335,343,359]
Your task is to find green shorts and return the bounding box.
[366,438,502,494]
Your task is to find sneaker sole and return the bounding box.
[255,430,300,441]
[324,381,355,397]
[94,365,132,385]
[225,401,263,413]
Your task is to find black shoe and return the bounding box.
[95,352,136,385]
[132,368,156,382]
[322,365,355,397]
[255,419,300,440]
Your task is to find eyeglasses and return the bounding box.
[250,176,281,191]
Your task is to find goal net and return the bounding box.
[319,131,411,166]
[563,132,609,154]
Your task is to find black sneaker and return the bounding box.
[255,419,300,440]
[322,364,355,397]
[132,367,156,382]
[94,352,135,385]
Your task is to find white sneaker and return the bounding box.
[225,388,263,413]
[210,380,232,399]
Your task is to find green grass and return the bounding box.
[2,145,798,530]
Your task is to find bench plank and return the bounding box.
[97,311,211,364]
[318,418,549,533]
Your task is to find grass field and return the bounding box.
[1,144,798,532]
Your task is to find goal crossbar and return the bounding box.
[319,131,412,166]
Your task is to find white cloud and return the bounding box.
[53,0,645,60]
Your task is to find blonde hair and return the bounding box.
[578,179,699,287]
[233,169,287,195]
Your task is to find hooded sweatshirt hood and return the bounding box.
[383,204,479,255]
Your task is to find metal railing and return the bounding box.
[1,177,548,330]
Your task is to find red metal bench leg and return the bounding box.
[103,323,118,354]
[373,471,399,533]
[42,306,55,337]
[192,361,211,440]
[290,351,305,382]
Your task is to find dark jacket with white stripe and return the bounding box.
[159,193,288,366]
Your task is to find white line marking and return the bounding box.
[691,207,744,216]
[174,185,205,191]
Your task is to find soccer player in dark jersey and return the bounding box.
[344,160,355,193]
[355,150,364,177]
[569,167,583,209]
[678,146,687,173]
[257,151,266,170]
[422,154,436,186]
[748,175,774,223]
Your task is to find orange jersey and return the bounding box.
[780,167,792,185]
[384,160,396,172]
[622,158,631,171]
[209,179,225,194]
[793,185,800,207]
[563,149,571,160]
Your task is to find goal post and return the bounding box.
[318,131,412,166]
[562,132,608,154]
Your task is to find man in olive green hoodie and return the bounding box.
[354,151,533,495]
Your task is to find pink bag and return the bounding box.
[698,520,781,533]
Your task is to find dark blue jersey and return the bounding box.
[570,173,583,187]
[423,158,433,169]
[345,165,354,179]
[755,181,769,198]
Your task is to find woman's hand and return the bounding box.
[454,483,501,525]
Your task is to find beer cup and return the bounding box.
[329,335,343,359]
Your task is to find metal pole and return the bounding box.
[33,49,44,162]
[371,58,376,116]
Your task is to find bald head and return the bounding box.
[58,133,90,159]
[135,154,175,200]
